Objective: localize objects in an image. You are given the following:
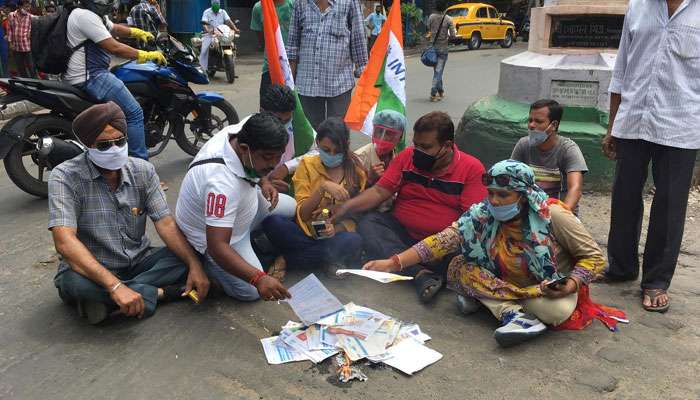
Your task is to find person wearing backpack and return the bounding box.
[425,0,455,102]
[62,0,167,161]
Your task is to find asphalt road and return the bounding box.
[1,42,699,400]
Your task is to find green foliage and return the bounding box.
[401,3,423,47]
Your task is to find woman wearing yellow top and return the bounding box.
[262,118,368,276]
[363,160,627,347]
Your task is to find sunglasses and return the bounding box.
[482,173,528,187]
[94,136,127,151]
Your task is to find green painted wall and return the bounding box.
[455,95,615,190]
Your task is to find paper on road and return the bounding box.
[285,274,344,325]
[335,269,414,283]
[260,336,308,364]
[382,339,443,375]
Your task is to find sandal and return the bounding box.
[414,270,443,303]
[642,288,670,313]
[267,256,287,282]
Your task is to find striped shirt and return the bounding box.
[609,0,700,150]
[287,0,368,97]
[48,153,170,272]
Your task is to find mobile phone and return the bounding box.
[311,221,328,239]
[546,276,569,289]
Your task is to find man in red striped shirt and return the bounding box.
[7,0,36,78]
[334,111,487,302]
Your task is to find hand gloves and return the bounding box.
[129,27,154,45]
[136,50,167,65]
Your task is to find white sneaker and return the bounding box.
[494,310,547,347]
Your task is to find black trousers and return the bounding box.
[12,50,36,78]
[299,89,352,129]
[357,211,452,279]
[259,71,272,105]
[607,138,697,290]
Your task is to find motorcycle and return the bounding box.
[0,33,239,198]
[191,22,239,84]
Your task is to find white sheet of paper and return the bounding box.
[397,324,432,344]
[336,269,414,283]
[285,274,344,325]
[306,325,335,351]
[260,336,309,364]
[382,339,443,375]
[280,329,338,363]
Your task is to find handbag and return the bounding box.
[420,14,446,67]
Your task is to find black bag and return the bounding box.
[31,2,79,74]
[421,14,446,67]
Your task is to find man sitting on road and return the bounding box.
[50,103,209,325]
[175,112,295,302]
[64,0,168,161]
[261,83,318,193]
[511,99,588,212]
[199,0,240,74]
[353,109,406,212]
[333,111,487,302]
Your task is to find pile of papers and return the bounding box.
[260,274,442,376]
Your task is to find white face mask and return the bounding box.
[87,144,129,171]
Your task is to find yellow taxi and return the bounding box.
[445,3,515,49]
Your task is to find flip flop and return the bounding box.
[414,270,443,303]
[642,288,670,313]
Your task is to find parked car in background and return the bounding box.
[445,3,515,50]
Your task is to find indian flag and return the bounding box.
[262,0,315,161]
[345,2,405,145]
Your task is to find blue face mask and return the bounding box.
[487,200,521,222]
[319,148,344,168]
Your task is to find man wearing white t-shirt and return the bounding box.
[64,0,167,160]
[199,0,239,73]
[176,112,295,301]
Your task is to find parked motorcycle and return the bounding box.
[191,21,239,84]
[0,33,239,198]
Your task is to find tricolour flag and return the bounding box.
[262,0,315,161]
[345,2,405,144]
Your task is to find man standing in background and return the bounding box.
[364,3,385,51]
[7,0,36,78]
[287,0,367,128]
[250,0,294,100]
[129,0,167,38]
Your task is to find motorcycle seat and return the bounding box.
[35,79,92,101]
[12,78,92,101]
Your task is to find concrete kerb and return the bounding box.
[455,95,615,190]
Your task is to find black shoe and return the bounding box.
[160,285,187,303]
[77,301,109,325]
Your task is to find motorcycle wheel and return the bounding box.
[3,116,74,198]
[176,99,239,156]
[224,54,235,84]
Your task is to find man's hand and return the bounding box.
[137,50,167,65]
[260,178,279,210]
[317,222,335,239]
[110,285,145,318]
[540,277,579,299]
[129,27,154,45]
[321,181,349,201]
[362,258,398,273]
[254,275,291,301]
[602,133,616,160]
[270,179,289,193]
[183,262,210,301]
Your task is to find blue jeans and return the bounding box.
[431,51,448,96]
[201,193,297,302]
[82,73,148,160]
[262,215,363,269]
[54,247,189,318]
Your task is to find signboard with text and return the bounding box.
[550,80,599,107]
[550,15,624,49]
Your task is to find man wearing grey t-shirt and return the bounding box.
[511,99,588,211]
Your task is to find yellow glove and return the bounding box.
[129,27,154,45]
[136,50,167,65]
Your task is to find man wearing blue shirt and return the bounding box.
[364,4,385,50]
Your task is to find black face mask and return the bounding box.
[413,146,443,171]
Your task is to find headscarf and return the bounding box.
[457,159,561,282]
[72,102,127,147]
